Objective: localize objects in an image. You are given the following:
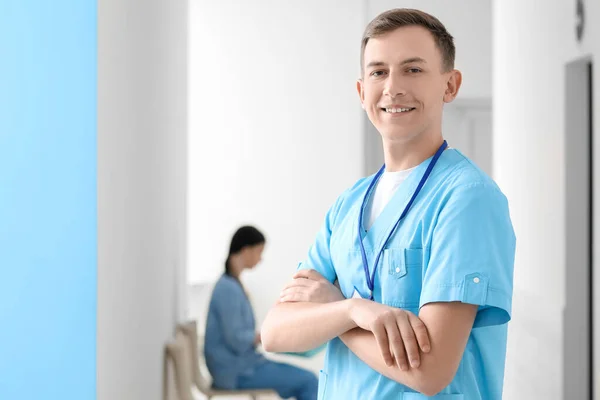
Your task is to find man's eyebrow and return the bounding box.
[365,61,386,69]
[365,57,427,69]
[401,57,427,65]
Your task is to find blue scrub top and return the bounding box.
[298,149,516,400]
[204,275,266,389]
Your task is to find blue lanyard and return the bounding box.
[357,140,448,300]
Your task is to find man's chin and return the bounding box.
[380,129,419,143]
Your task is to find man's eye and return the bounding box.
[408,68,422,73]
[370,70,386,77]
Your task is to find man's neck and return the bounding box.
[383,133,445,172]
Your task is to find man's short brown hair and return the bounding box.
[361,8,455,74]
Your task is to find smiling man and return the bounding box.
[261,8,515,400]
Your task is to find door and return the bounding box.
[564,57,593,400]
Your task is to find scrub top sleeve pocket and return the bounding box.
[419,272,512,328]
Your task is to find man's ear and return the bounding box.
[357,79,365,109]
[443,69,462,103]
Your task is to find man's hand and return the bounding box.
[278,268,431,371]
[279,269,345,303]
[349,298,431,371]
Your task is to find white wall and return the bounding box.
[187,0,365,285]
[97,0,188,398]
[368,0,492,99]
[494,0,600,399]
[187,0,365,374]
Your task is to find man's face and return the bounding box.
[357,26,461,144]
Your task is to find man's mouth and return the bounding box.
[380,107,416,113]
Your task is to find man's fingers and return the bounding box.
[385,320,408,371]
[279,288,307,303]
[293,269,327,282]
[398,313,420,368]
[371,323,394,367]
[281,278,313,292]
[279,293,302,302]
[408,312,431,353]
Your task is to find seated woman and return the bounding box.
[204,225,318,400]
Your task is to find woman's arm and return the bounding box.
[212,282,256,354]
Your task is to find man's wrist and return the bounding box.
[344,298,360,326]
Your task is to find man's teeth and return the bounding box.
[385,107,413,113]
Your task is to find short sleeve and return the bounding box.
[296,192,347,283]
[420,183,516,328]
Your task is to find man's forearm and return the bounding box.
[340,328,449,397]
[340,301,477,397]
[261,300,356,353]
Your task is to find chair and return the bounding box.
[176,321,278,400]
[164,331,196,400]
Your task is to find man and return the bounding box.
[261,8,515,400]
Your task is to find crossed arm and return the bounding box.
[260,270,477,397]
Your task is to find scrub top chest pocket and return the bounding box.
[380,248,424,309]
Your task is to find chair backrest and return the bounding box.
[165,331,195,400]
[176,321,213,393]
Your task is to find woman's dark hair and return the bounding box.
[224,225,266,276]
